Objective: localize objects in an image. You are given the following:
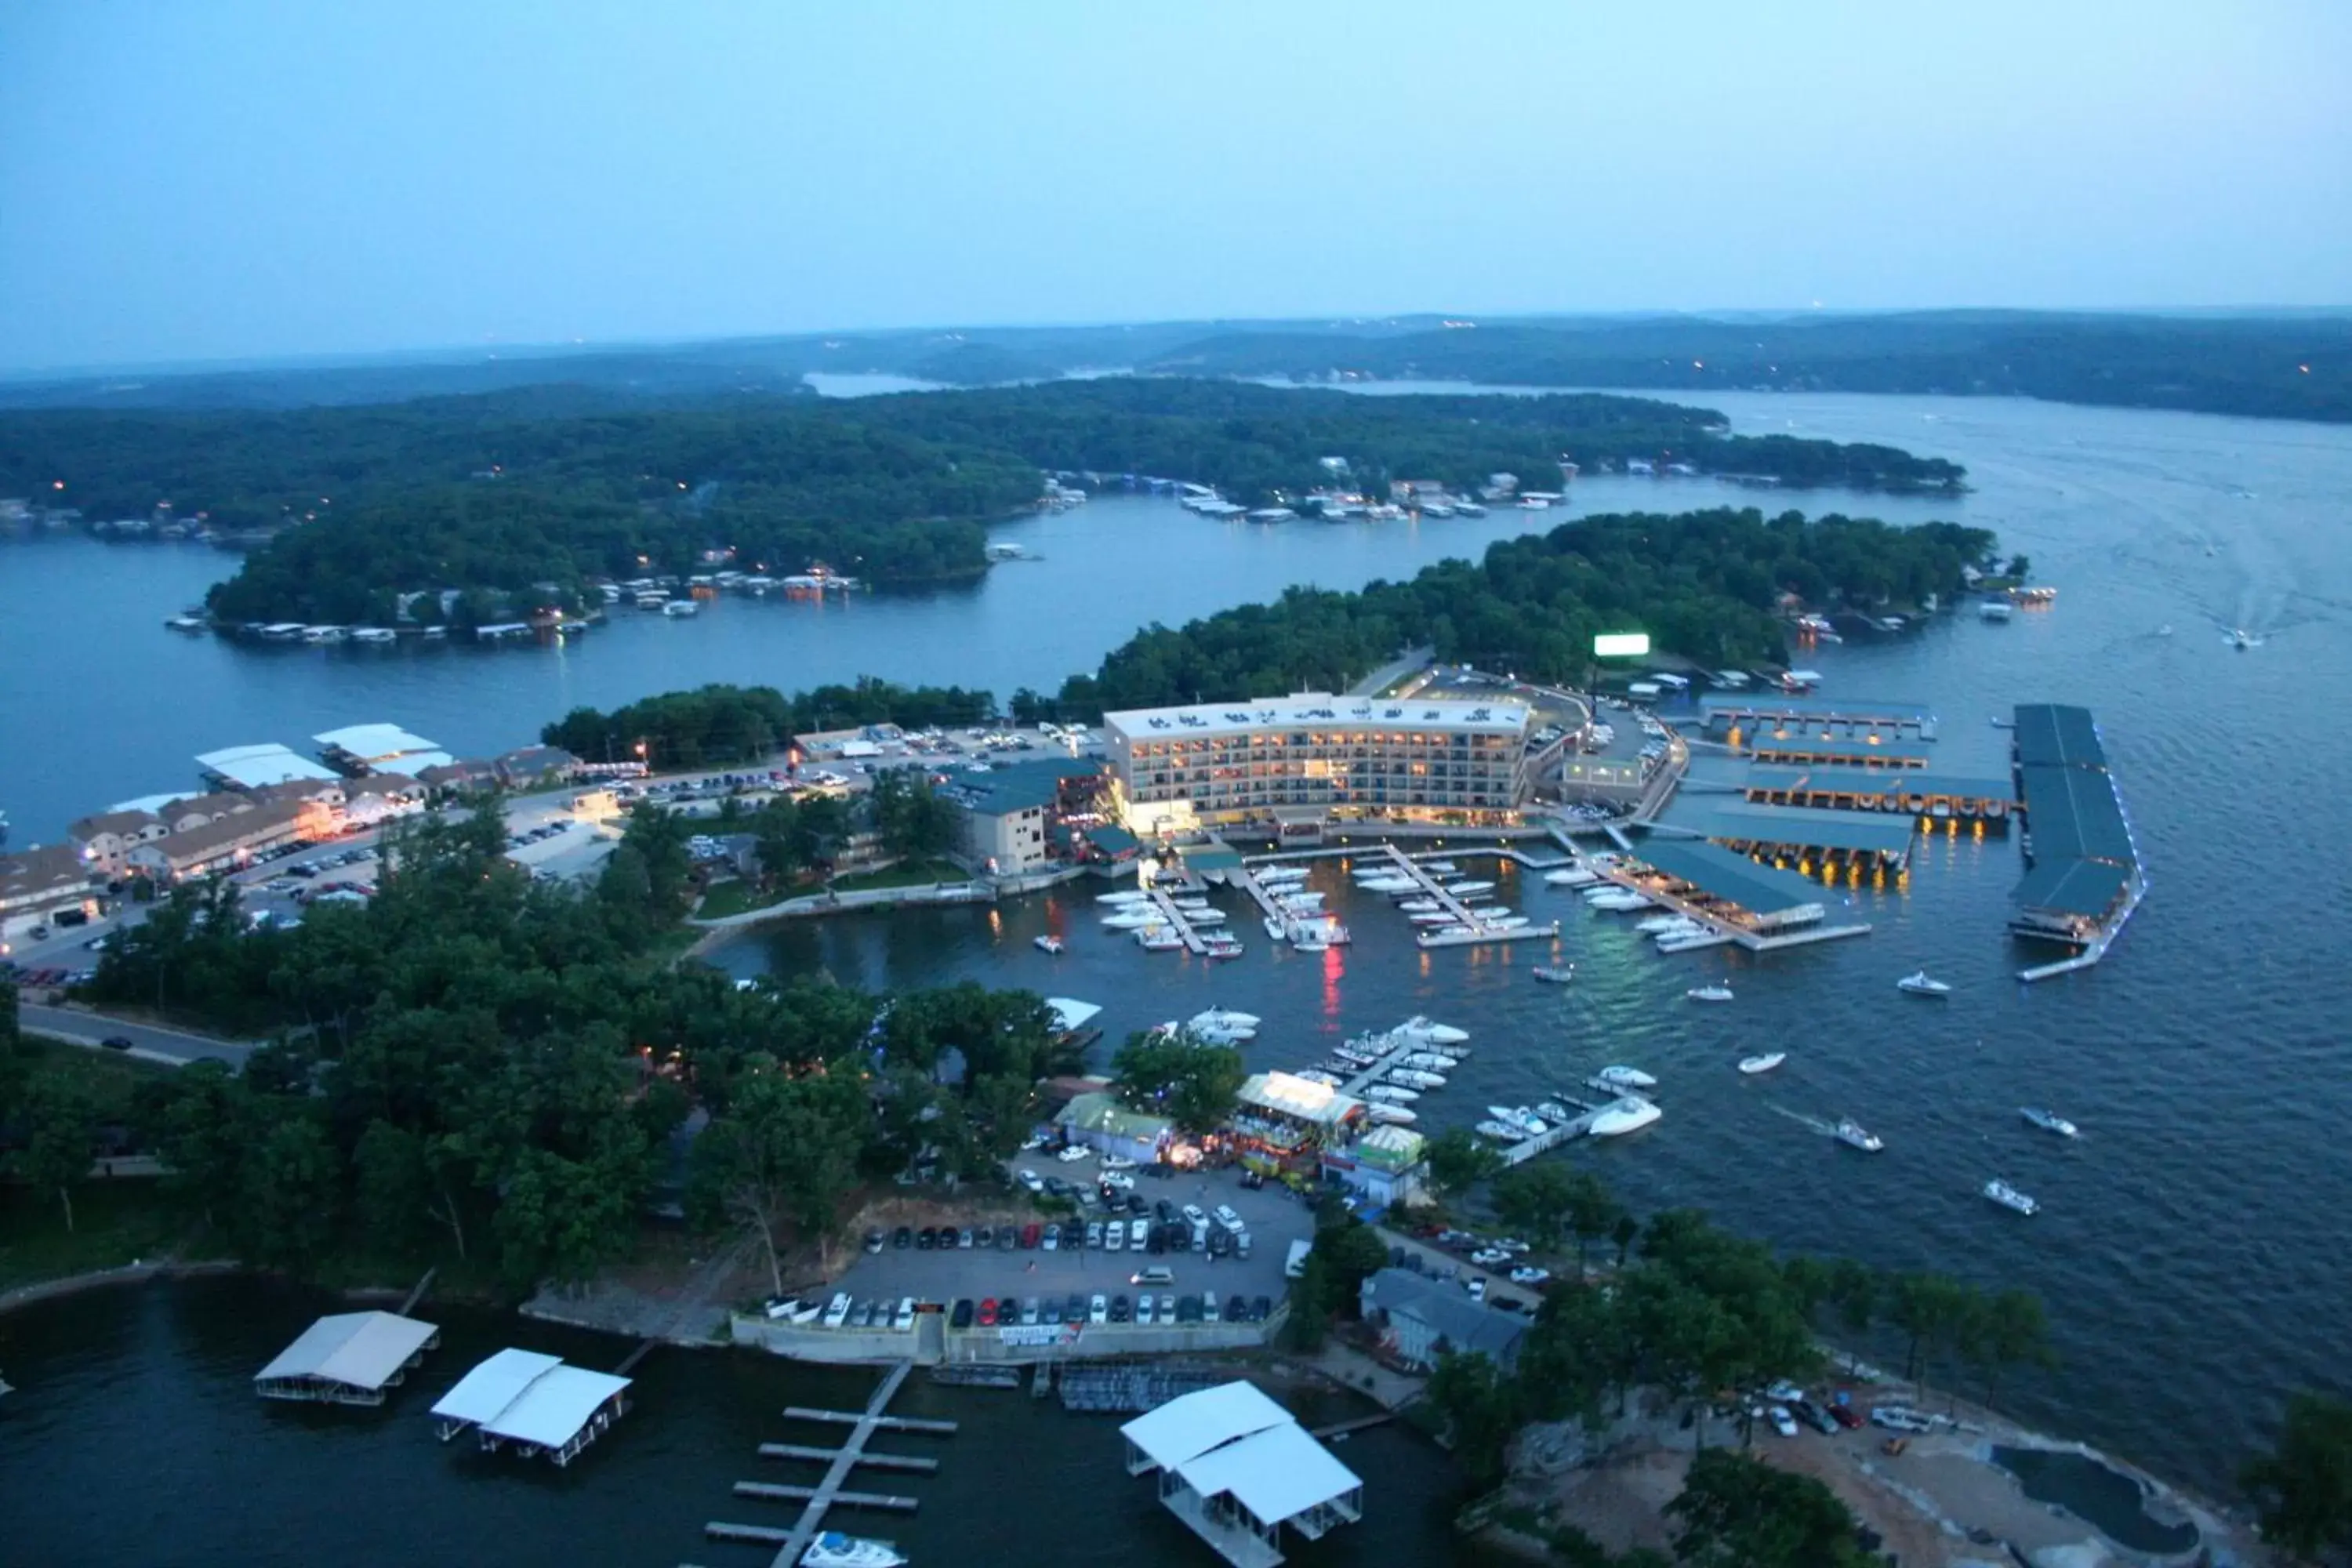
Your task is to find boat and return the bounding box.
[1134,930,1183,952]
[662,599,699,617]
[1636,914,1696,935]
[1398,898,1442,913]
[1097,890,1151,905]
[1399,1051,1459,1070]
[1980,599,2015,622]
[1357,876,1417,893]
[1201,938,1244,960]
[1588,1097,1663,1138]
[1033,935,1065,954]
[1737,1052,1786,1075]
[1262,916,1285,942]
[1544,867,1600,887]
[1276,890,1325,908]
[165,613,208,632]
[1475,1120,1522,1142]
[1100,909,1160,929]
[1595,1065,1657,1091]
[1184,909,1229,924]
[1294,933,1330,953]
[1531,965,1574,984]
[1835,1119,1884,1152]
[1418,860,1461,876]
[1363,1084,1419,1103]
[1396,1016,1468,1044]
[1657,931,1724,953]
[1365,1104,1417,1125]
[1983,1179,2040,1216]
[1535,1101,1574,1123]
[1444,880,1495,896]
[1485,1105,1547,1136]
[1896,971,1952,997]
[800,1533,908,1568]
[1408,910,1459,924]
[1588,892,1653,912]
[1686,984,1734,1004]
[2020,1106,2080,1138]
[1191,1007,1261,1033]
[1477,915,1532,931]
[1256,865,1308,882]
[1388,1069,1447,1090]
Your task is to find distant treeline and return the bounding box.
[3,379,1962,625]
[543,507,1997,756]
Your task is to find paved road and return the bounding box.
[19,1001,254,1069]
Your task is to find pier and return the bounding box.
[1497,1106,1600,1167]
[699,1360,956,1568]
[1145,887,1210,954]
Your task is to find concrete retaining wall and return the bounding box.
[733,1316,1275,1364]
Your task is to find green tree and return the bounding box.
[17,1080,100,1232]
[1958,1287,2056,1410]
[1108,1029,1244,1133]
[1424,1125,1502,1198]
[238,1108,343,1265]
[1886,1271,1976,1403]
[1425,1350,1521,1487]
[2241,1392,2352,1563]
[1563,1169,1623,1284]
[1492,1163,1580,1252]
[1666,1448,1864,1568]
[691,1063,871,1287]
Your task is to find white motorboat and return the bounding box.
[1408,910,1459,924]
[1444,880,1495,896]
[1896,971,1952,996]
[1033,935,1065,954]
[1595,1065,1657,1090]
[1294,932,1330,953]
[1263,916,1286,942]
[1276,890,1326,908]
[1983,1179,2040,1216]
[1363,1084,1419,1103]
[1397,1015,1469,1044]
[1134,930,1183,951]
[1486,1105,1547,1136]
[1475,1120,1522,1142]
[1418,860,1461,876]
[1201,938,1245,960]
[1835,1119,1884,1152]
[1171,897,1214,913]
[1581,885,1626,902]
[1388,1069,1447,1090]
[1399,1052,1457,1071]
[1737,1053,1786,1075]
[1531,965,1574,983]
[1686,984,1734,1004]
[1100,909,1160,928]
[1477,915,1531,931]
[1256,865,1308,883]
[1096,890,1151,905]
[2020,1106,2080,1138]
[1186,909,1229,925]
[1980,599,2015,622]
[801,1533,907,1568]
[1398,898,1442,913]
[1544,867,1600,887]
[1190,1007,1261,1032]
[1366,1103,1418,1125]
[1535,1101,1574,1123]
[1358,877,1417,894]
[1588,1097,1663,1138]
[1588,893,1652,912]
[1657,931,1723,953]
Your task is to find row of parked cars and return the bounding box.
[866,1201,1253,1261]
[765,1289,1276,1332]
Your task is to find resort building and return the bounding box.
[0,843,94,941]
[1121,1381,1363,1566]
[1618,840,1827,931]
[67,808,174,877]
[946,758,1104,876]
[1359,1268,1528,1372]
[1054,1090,1175,1166]
[1319,1125,1426,1209]
[128,799,311,883]
[314,723,454,779]
[1230,1072,1367,1162]
[1102,694,1534,838]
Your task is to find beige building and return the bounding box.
[1102,694,1532,836]
[128,800,311,883]
[2,844,95,941]
[68,808,172,877]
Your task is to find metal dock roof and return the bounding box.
[1658,800,1918,856]
[2018,765,2136,865]
[255,1311,439,1392]
[1745,735,1934,764]
[1699,694,1936,726]
[479,1365,630,1448]
[1744,763,2017,804]
[430,1348,564,1427]
[1630,840,1828,916]
[2013,703,2107,769]
[2013,858,2132,917]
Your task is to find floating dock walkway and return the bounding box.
[698,1361,954,1568]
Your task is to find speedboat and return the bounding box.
[1263,916,1285,942]
[1185,909,1228,924]
[1364,1084,1419,1103]
[1531,965,1574,984]
[1276,890,1325,908]
[1896,971,1952,996]
[2020,1106,2080,1138]
[1398,898,1442,913]
[1294,932,1330,953]
[1256,865,1308,883]
[1408,910,1458,924]
[1388,1069,1447,1090]
[1191,1007,1261,1032]
[801,1534,907,1568]
[1202,938,1244,960]
[1595,1065,1657,1091]
[1737,1053,1786,1075]
[1477,915,1532,931]
[1100,909,1160,928]
[1487,1105,1547,1136]
[1657,931,1722,953]
[1399,1052,1457,1071]
[1358,877,1417,894]
[1475,1120,1522,1142]
[1588,892,1652,912]
[1171,897,1214,912]
[1544,867,1599,887]
[1134,930,1183,951]
[1983,1179,2040,1216]
[1835,1119,1884,1152]
[1535,1101,1574,1123]
[1444,880,1495,896]
[1588,1097,1663,1138]
[1418,860,1461,876]
[1397,1015,1468,1044]
[1686,984,1734,1004]
[1033,935,1065,954]
[1366,1103,1417,1125]
[1096,890,1150,905]
[1637,914,1697,935]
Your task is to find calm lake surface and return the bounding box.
[5,387,2352,1524]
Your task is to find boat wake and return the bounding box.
[1769,1105,1842,1138]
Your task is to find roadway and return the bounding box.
[18,1000,255,1069]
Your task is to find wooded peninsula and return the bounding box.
[2,378,1962,626]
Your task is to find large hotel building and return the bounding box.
[1102,694,1534,836]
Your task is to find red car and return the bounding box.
[977,1298,998,1327]
[1828,1399,1864,1429]
[1020,1222,1041,1250]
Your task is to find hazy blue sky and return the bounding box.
[3,2,2348,371]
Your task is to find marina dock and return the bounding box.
[1145,887,1211,954]
[699,1360,956,1568]
[1497,1103,1602,1167]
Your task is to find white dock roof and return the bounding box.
[365,750,458,777]
[1045,996,1103,1033]
[196,742,340,787]
[430,1347,564,1426]
[1121,1380,1291,1470]
[480,1365,630,1447]
[1178,1419,1363,1524]
[254,1311,438,1391]
[314,723,438,760]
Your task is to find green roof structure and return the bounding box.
[1629,840,1828,917]
[2017,765,2135,865]
[2013,704,2107,770]
[2013,859,2131,918]
[1658,801,1918,857]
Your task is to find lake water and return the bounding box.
[6,387,2352,1512]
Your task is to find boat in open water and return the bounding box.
[1835,1118,1884,1152]
[1983,1178,2040,1215]
[2020,1106,2080,1138]
[1033,935,1065,954]
[1531,965,1574,984]
[1588,1097,1663,1138]
[1897,971,1952,996]
[1686,984,1734,1004]
[1737,1053,1786,1075]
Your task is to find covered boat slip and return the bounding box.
[430,1348,630,1467]
[2009,858,2135,943]
[1652,797,1918,871]
[1741,763,2017,820]
[253,1310,440,1406]
[2015,765,2134,865]
[1122,1382,1363,1568]
[2007,702,2145,977]
[1621,840,1828,931]
[1742,733,1936,769]
[2013,702,2108,770]
[1699,693,1939,739]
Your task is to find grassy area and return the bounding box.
[0,1180,209,1293]
[829,858,967,894]
[696,878,796,920]
[20,1035,179,1101]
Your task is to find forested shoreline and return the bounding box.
[2,379,1962,624]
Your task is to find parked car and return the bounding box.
[101,1034,135,1051]
[1181,1203,1207,1227]
[1226,1294,1247,1323]
[915,1226,937,1250]
[1054,1145,1091,1163]
[1136,1294,1156,1326]
[1105,1222,1125,1253]
[1040,1225,1060,1252]
[1200,1294,1221,1323]
[978,1298,998,1327]
[862,1228,885,1254]
[1250,1295,1272,1322]
[1016,1169,1044,1193]
[1099,1171,1135,1192]
[1084,1221,1103,1248]
[996,1224,1017,1249]
[1020,1298,1040,1326]
[1090,1294,1109,1324]
[1127,1218,1148,1248]
[1110,1294,1131,1323]
[1020,1222,1041,1249]
[1829,1402,1864,1431]
[949,1298,974,1329]
[1767,1406,1799,1439]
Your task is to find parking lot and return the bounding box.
[819,1156,1313,1332]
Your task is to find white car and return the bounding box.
[1016,1168,1044,1192]
[1099,1153,1136,1171]
[1105,1223,1125,1252]
[1472,1247,1512,1267]
[1128,1218,1148,1248]
[1508,1265,1551,1287]
[1181,1203,1207,1227]
[1136,1295,1156,1326]
[893,1298,917,1332]
[1099,1171,1136,1192]
[1089,1294,1109,1324]
[822,1293,852,1328]
[1765,1379,1806,1405]
[1465,1277,1487,1302]
[1767,1406,1799,1439]
[1055,1145,1092,1163]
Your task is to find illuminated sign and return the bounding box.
[1592,633,1652,658]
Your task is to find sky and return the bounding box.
[2,1,2349,372]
